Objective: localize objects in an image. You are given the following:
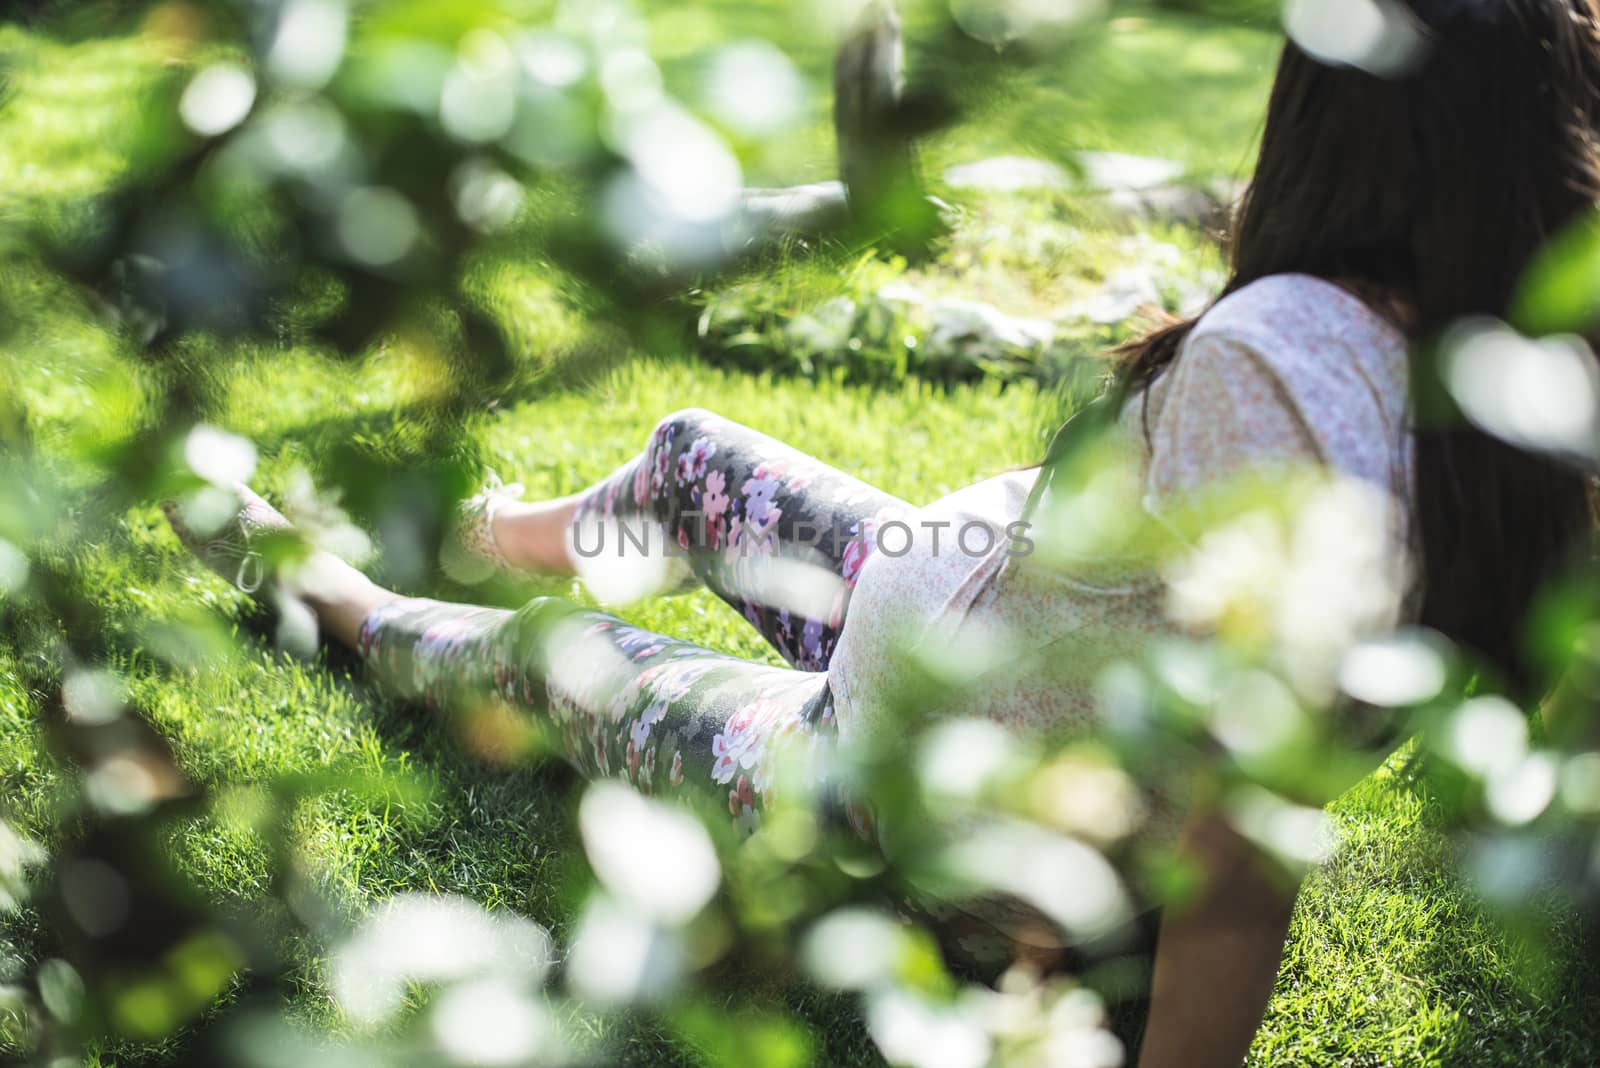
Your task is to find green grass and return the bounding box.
[3,4,1599,1066]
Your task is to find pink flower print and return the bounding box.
[697,415,725,434]
[702,470,730,549]
[785,462,817,493]
[614,627,658,654]
[840,527,875,588]
[656,662,711,699]
[711,732,741,784]
[801,619,826,668]
[712,706,766,786]
[729,775,761,834]
[728,774,756,816]
[710,693,788,788]
[670,750,684,787]
[677,525,691,551]
[633,461,650,507]
[674,437,715,486]
[626,738,641,782]
[703,469,729,512]
[641,745,657,791]
[688,436,715,477]
[650,432,675,495]
[632,643,664,661]
[741,472,784,532]
[630,695,668,750]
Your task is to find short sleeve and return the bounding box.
[1144,331,1326,509]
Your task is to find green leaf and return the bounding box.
[1512,210,1600,336]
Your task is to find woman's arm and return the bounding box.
[1136,809,1301,1068]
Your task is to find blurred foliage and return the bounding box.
[0,0,1598,1067]
[1148,0,1280,27]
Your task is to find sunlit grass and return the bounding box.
[2,3,1597,1066]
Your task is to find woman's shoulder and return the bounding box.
[1179,273,1411,408]
[1192,273,1406,354]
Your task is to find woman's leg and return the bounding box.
[171,484,852,829]
[490,408,910,671]
[354,592,844,832]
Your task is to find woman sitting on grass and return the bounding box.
[169,2,1600,1064]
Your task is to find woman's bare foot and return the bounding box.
[440,474,579,583]
[487,497,581,575]
[166,485,393,650]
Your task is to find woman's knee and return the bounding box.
[649,407,724,449]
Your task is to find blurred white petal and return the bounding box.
[451,158,525,232]
[441,31,518,143]
[567,895,683,1006]
[599,48,664,111]
[546,618,639,709]
[0,537,27,595]
[281,467,373,565]
[1338,632,1447,707]
[579,783,720,924]
[704,41,805,136]
[275,589,320,660]
[1032,757,1143,844]
[942,820,1131,942]
[519,31,589,87]
[1227,786,1339,868]
[949,0,1107,48]
[180,64,256,137]
[867,989,991,1068]
[185,425,258,487]
[1446,696,1529,779]
[331,894,552,1026]
[734,557,847,628]
[85,756,163,815]
[1285,0,1426,76]
[0,819,44,912]
[430,977,553,1066]
[337,186,421,268]
[1210,670,1302,756]
[267,0,348,89]
[1486,752,1558,826]
[1444,320,1600,461]
[609,103,741,224]
[1560,752,1600,815]
[918,719,1019,804]
[569,513,685,604]
[63,669,125,725]
[801,908,906,990]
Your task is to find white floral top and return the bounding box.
[827,273,1418,749]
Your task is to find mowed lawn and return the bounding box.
[2,6,1599,1066]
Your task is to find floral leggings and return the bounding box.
[356,409,909,836]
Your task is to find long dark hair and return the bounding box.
[1118,0,1600,695]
